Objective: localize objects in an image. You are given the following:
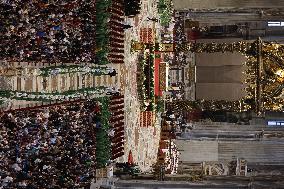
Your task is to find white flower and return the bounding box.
[50,68,60,75]
[34,69,40,76]
[84,66,91,73]
[29,94,36,99]
[15,92,21,97]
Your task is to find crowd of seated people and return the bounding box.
[124,0,141,17]
[0,100,103,188]
[0,1,95,63]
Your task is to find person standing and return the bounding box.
[123,24,133,30]
[147,17,159,22]
[108,69,117,77]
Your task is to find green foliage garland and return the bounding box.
[95,96,112,168]
[95,0,112,65]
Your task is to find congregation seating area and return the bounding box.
[0,98,111,188]
[0,0,126,65]
[0,1,96,63]
[124,0,141,17]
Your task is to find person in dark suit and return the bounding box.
[123,24,133,29]
[108,69,117,77]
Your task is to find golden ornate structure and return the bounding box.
[175,41,249,54]
[171,100,245,113]
[131,41,146,52]
[175,38,284,114]
[132,38,284,114]
[158,43,175,52]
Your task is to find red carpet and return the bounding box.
[154,52,162,96]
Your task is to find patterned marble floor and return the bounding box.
[116,0,162,172]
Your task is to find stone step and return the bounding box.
[218,141,284,163]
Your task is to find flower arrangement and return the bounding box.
[0,87,107,102]
[39,65,110,77]
[0,65,114,77]
[137,48,156,111]
[137,52,147,110]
